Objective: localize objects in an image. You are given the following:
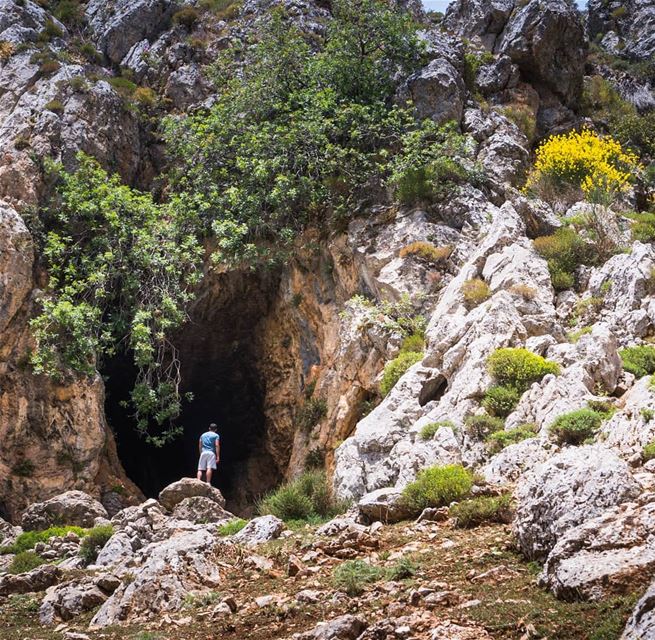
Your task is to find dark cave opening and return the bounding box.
[104,272,283,514]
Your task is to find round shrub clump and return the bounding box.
[487,347,559,391]
[482,385,521,417]
[401,464,473,512]
[549,409,604,446]
[380,351,422,397]
[619,345,655,379]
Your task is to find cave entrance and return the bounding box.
[104,270,283,515]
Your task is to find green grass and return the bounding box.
[449,494,514,528]
[79,524,114,564]
[401,464,473,513]
[419,420,454,440]
[8,551,46,575]
[0,526,86,554]
[333,559,385,596]
[217,519,248,536]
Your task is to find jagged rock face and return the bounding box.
[539,494,655,601]
[622,578,655,639]
[588,0,655,61]
[20,491,108,531]
[443,0,515,50]
[513,446,641,561]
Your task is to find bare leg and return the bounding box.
[197,469,203,481]
[206,468,213,484]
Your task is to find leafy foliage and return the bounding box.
[450,494,514,528]
[8,552,46,575]
[486,423,538,454]
[79,525,114,565]
[380,351,423,397]
[401,464,472,512]
[0,526,86,555]
[258,471,342,522]
[643,440,655,462]
[619,345,655,379]
[419,420,454,441]
[487,347,559,392]
[549,409,604,446]
[217,518,248,536]
[31,155,202,444]
[482,385,521,418]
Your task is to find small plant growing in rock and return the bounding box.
[643,440,655,462]
[461,278,491,307]
[401,464,472,512]
[567,326,592,343]
[464,413,504,439]
[487,347,559,391]
[549,409,604,446]
[217,518,247,536]
[0,40,15,62]
[305,446,325,469]
[333,559,385,596]
[449,494,513,528]
[399,242,452,263]
[482,385,521,418]
[485,423,538,454]
[297,397,327,432]
[79,524,113,565]
[641,408,655,422]
[44,99,65,114]
[619,345,655,378]
[386,556,417,580]
[400,332,425,353]
[499,103,536,143]
[509,283,537,300]
[419,420,454,441]
[587,399,615,417]
[380,351,422,397]
[172,7,200,28]
[8,551,46,575]
[133,87,157,107]
[11,459,35,477]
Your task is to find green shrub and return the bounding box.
[461,278,490,307]
[534,228,596,291]
[486,423,537,454]
[305,447,325,468]
[464,413,504,439]
[297,397,327,432]
[482,385,521,418]
[587,399,615,417]
[79,525,113,565]
[8,551,46,575]
[629,212,655,243]
[487,347,559,391]
[400,332,425,353]
[619,346,655,378]
[38,59,61,76]
[386,556,417,580]
[44,99,64,114]
[449,494,513,528]
[172,7,200,28]
[258,470,339,522]
[217,518,248,536]
[107,76,137,96]
[42,19,64,40]
[643,440,655,462]
[549,409,604,446]
[1,526,86,554]
[380,351,422,397]
[499,103,536,142]
[333,559,384,596]
[641,408,655,422]
[133,87,157,107]
[53,0,83,24]
[419,420,454,441]
[401,464,473,512]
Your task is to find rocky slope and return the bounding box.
[1,0,655,637]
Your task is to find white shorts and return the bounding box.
[198,451,217,471]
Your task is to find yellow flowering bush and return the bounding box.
[525,129,639,203]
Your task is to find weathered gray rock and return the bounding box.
[85,0,175,65]
[172,496,234,524]
[158,478,226,511]
[0,0,50,46]
[540,495,655,601]
[481,438,548,486]
[622,577,655,639]
[357,488,416,523]
[398,57,466,125]
[232,515,285,546]
[21,491,108,531]
[0,517,21,547]
[443,0,515,50]
[296,614,368,640]
[90,529,225,627]
[39,574,120,625]
[514,446,641,561]
[497,0,587,106]
[0,564,60,596]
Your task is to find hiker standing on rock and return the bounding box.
[197,423,220,484]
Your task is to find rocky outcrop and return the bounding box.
[0,564,60,596]
[357,488,417,523]
[540,495,655,601]
[444,0,515,50]
[172,496,234,524]
[158,478,226,511]
[20,491,108,531]
[622,578,655,639]
[513,446,641,561]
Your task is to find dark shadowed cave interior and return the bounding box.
[104,272,284,514]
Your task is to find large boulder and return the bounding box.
[158,478,226,512]
[85,0,175,65]
[172,496,234,524]
[232,515,285,546]
[443,0,515,50]
[540,495,655,601]
[21,491,108,531]
[90,529,226,627]
[496,0,587,107]
[0,564,60,596]
[357,487,416,523]
[514,446,641,561]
